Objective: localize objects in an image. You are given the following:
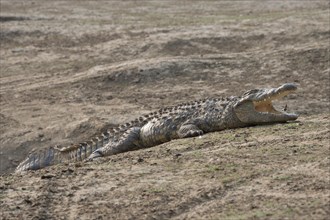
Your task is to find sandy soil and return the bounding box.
[0,1,329,219]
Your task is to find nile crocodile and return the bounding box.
[16,83,298,172]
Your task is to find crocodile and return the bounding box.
[15,83,298,172]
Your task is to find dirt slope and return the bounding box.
[1,114,329,219]
[0,1,329,219]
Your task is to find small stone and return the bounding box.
[174,153,182,158]
[38,133,44,138]
[41,173,56,179]
[24,198,32,204]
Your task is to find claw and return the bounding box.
[88,150,104,161]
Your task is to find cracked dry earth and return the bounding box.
[0,1,329,219]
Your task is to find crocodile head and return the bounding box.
[234,83,298,124]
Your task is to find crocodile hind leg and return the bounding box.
[177,124,204,138]
[88,127,142,160]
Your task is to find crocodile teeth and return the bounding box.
[284,104,288,111]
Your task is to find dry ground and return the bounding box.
[0,1,329,219]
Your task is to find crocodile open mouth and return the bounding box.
[234,83,298,123]
[253,87,296,115]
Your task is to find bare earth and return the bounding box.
[0,1,329,219]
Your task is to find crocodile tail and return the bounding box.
[15,147,59,172]
[14,133,110,172]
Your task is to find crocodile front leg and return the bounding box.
[177,124,204,138]
[88,127,142,160]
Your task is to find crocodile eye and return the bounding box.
[243,89,259,96]
[236,99,248,106]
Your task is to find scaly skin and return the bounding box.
[15,83,298,172]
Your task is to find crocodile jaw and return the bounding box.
[234,83,298,124]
